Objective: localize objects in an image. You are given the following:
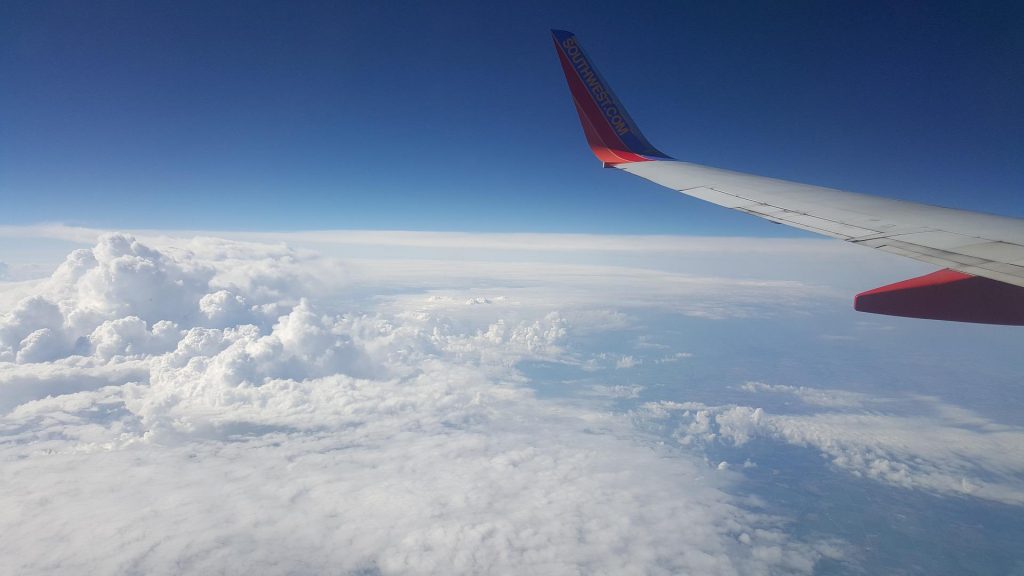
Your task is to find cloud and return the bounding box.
[0,224,880,254]
[657,351,694,364]
[616,355,640,369]
[644,386,1024,506]
[0,223,937,299]
[740,381,874,408]
[0,234,834,575]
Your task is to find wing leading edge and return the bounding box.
[551,30,1024,325]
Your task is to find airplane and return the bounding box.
[551,30,1024,326]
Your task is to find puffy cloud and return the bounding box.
[89,317,181,361]
[198,289,252,326]
[15,327,66,363]
[53,234,213,327]
[0,234,833,575]
[0,296,65,361]
[0,234,218,363]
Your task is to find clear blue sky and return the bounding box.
[2,0,1022,233]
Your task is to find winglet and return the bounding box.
[551,30,671,167]
[854,268,1024,325]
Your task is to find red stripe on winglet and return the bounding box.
[553,37,649,166]
[571,99,648,166]
[854,268,1024,325]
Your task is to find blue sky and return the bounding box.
[2,0,1022,233]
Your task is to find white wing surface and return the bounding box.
[620,160,1024,288]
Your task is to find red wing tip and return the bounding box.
[855,269,1024,326]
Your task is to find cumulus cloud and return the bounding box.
[0,234,837,575]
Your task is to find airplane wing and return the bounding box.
[551,29,1024,326]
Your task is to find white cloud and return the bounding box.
[740,381,874,408]
[645,386,1024,506]
[615,355,640,369]
[0,234,836,575]
[0,223,936,298]
[0,224,884,254]
[657,351,694,364]
[89,317,181,361]
[0,296,65,361]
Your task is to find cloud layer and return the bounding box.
[0,234,831,575]
[642,383,1024,506]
